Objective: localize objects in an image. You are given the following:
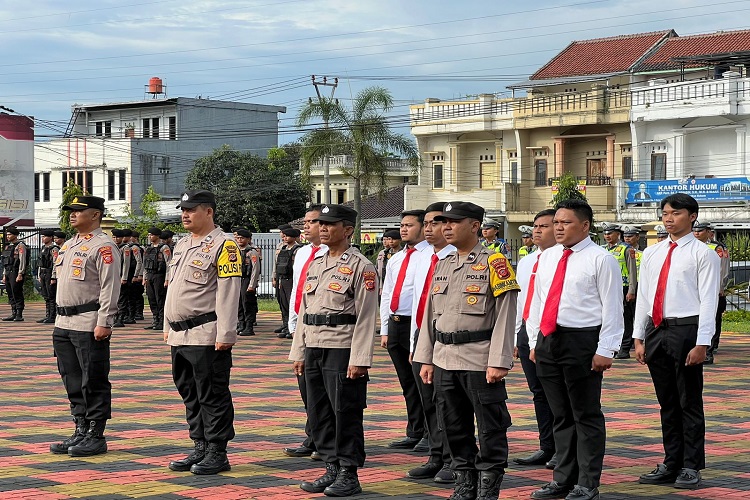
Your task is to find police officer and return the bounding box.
[517,226,536,260]
[602,224,639,360]
[2,227,29,322]
[692,221,729,364]
[414,201,519,500]
[656,224,668,242]
[289,204,378,497]
[143,227,171,330]
[114,229,136,326]
[275,227,303,337]
[161,229,176,252]
[480,219,511,258]
[49,195,121,457]
[235,228,260,336]
[165,189,241,475]
[376,229,401,287]
[37,229,60,324]
[129,230,146,321]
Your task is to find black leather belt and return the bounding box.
[169,312,217,331]
[661,316,699,327]
[303,313,357,326]
[57,302,100,316]
[435,327,493,345]
[390,314,411,323]
[554,325,601,333]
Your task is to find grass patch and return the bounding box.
[723,320,750,333]
[258,298,280,312]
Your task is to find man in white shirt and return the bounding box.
[405,202,456,483]
[633,193,719,490]
[526,199,624,500]
[283,205,328,460]
[512,209,557,470]
[381,209,431,451]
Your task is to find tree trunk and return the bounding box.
[353,175,362,245]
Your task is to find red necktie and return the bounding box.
[390,247,417,313]
[294,246,320,314]
[540,248,574,336]
[416,253,439,329]
[652,241,677,328]
[522,255,540,321]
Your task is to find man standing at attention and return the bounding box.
[289,204,378,497]
[2,227,29,322]
[415,201,519,500]
[37,229,61,324]
[526,200,623,500]
[49,196,121,457]
[634,194,719,490]
[164,190,241,475]
[274,227,303,338]
[234,228,260,337]
[143,227,171,331]
[381,209,430,452]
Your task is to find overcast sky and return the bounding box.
[0,0,743,142]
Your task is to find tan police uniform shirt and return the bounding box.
[164,227,241,346]
[53,228,122,332]
[413,242,519,371]
[289,246,379,367]
[245,246,261,289]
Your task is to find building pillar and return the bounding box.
[554,138,565,177]
[606,135,615,179]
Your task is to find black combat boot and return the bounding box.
[113,314,125,328]
[190,442,230,475]
[301,462,339,493]
[239,324,255,336]
[152,314,163,331]
[477,470,504,500]
[323,465,362,497]
[37,303,49,323]
[3,308,16,321]
[450,470,477,500]
[68,420,107,457]
[13,308,23,322]
[46,302,57,323]
[168,440,207,472]
[50,417,88,454]
[237,321,245,333]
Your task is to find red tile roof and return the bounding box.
[532,30,675,80]
[636,29,750,72]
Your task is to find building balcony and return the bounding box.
[513,88,630,129]
[410,95,513,135]
[307,155,415,177]
[525,181,616,215]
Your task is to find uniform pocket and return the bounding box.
[185,260,211,285]
[475,380,511,433]
[336,372,368,412]
[70,266,86,281]
[322,281,352,309]
[459,282,488,314]
[431,282,449,313]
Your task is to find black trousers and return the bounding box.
[6,270,24,312]
[305,347,367,467]
[621,286,636,351]
[710,295,727,354]
[434,366,511,473]
[387,319,424,439]
[535,326,605,489]
[132,281,145,317]
[517,324,555,453]
[644,319,705,470]
[53,327,112,421]
[238,278,259,325]
[171,345,235,445]
[145,274,166,323]
[117,282,132,319]
[296,372,315,450]
[276,278,293,327]
[412,360,449,464]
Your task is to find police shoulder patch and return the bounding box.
[216,240,242,278]
[487,253,520,297]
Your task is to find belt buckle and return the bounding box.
[392,315,400,322]
[325,313,332,326]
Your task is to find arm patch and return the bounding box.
[217,241,242,278]
[487,253,520,297]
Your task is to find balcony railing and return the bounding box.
[547,175,612,186]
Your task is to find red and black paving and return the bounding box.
[0,303,748,499]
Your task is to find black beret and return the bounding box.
[383,229,401,239]
[147,226,162,236]
[119,228,131,237]
[281,227,301,238]
[278,223,292,231]
[235,229,251,238]
[62,195,105,212]
[316,204,358,224]
[160,230,174,239]
[53,231,66,239]
[424,202,447,213]
[176,189,216,209]
[401,209,426,219]
[40,229,56,237]
[438,202,485,222]
[6,227,19,235]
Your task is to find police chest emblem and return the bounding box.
[363,271,376,291]
[72,258,83,266]
[340,253,350,262]
[61,245,68,251]
[466,295,478,305]
[432,285,441,293]
[328,282,342,291]
[84,234,94,241]
[192,260,203,266]
[80,246,89,252]
[72,268,82,277]
[471,263,487,271]
[338,266,353,275]
[304,283,312,292]
[193,271,203,280]
[465,284,481,293]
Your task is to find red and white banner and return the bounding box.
[0,114,34,227]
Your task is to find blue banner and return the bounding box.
[626,178,750,204]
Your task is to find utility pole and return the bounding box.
[311,75,338,204]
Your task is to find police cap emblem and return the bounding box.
[322,206,330,213]
[445,203,452,211]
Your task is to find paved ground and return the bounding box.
[0,303,748,499]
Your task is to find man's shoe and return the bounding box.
[638,463,678,484]
[2,314,16,321]
[285,333,293,339]
[300,462,339,493]
[143,324,154,330]
[274,326,285,333]
[169,440,207,471]
[238,327,255,336]
[134,314,145,321]
[68,421,107,457]
[43,317,56,324]
[513,449,554,466]
[50,417,88,454]
[311,451,322,460]
[277,332,289,338]
[673,468,701,489]
[13,315,23,322]
[412,437,430,453]
[407,460,443,479]
[113,318,125,327]
[546,452,558,470]
[449,470,477,500]
[565,485,599,500]
[283,445,314,457]
[531,481,573,499]
[477,470,503,500]
[388,436,421,449]
[434,463,454,483]
[37,317,49,323]
[614,350,630,359]
[704,354,714,365]
[123,318,136,324]
[190,443,230,475]
[323,466,362,497]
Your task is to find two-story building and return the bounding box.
[34,94,285,226]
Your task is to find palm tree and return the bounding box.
[297,86,420,238]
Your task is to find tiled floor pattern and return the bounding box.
[0,303,748,499]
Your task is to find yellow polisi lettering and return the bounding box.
[217,241,242,278]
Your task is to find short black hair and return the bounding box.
[424,202,447,213]
[307,204,325,213]
[555,199,593,225]
[401,209,426,225]
[534,208,556,222]
[660,193,699,215]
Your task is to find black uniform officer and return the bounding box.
[37,229,60,324]
[2,227,29,322]
[129,230,146,320]
[113,229,134,327]
[235,228,260,336]
[143,227,171,330]
[275,228,302,335]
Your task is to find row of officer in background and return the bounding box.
[2,227,30,321]
[232,228,261,336]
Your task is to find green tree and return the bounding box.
[296,86,420,239]
[185,146,307,231]
[551,171,587,206]
[118,185,182,239]
[58,181,87,235]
